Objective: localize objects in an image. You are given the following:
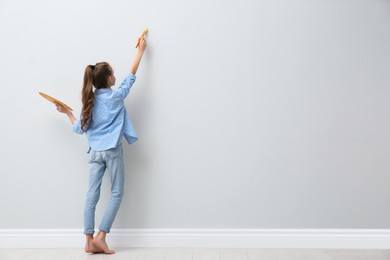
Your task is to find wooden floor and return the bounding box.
[1,248,390,260]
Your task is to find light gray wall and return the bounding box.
[0,0,390,230]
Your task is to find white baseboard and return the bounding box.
[1,229,390,249]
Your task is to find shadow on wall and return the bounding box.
[119,41,154,228]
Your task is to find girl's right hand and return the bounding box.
[138,37,147,52]
[130,37,147,74]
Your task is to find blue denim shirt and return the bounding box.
[72,73,138,151]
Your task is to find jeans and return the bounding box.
[84,144,124,234]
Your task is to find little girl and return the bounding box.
[55,37,147,254]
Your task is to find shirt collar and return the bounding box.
[94,88,112,94]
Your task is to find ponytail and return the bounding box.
[81,65,95,131]
[80,62,113,131]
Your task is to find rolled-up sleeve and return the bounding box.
[72,119,84,135]
[113,73,136,100]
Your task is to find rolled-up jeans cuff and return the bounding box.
[83,229,94,235]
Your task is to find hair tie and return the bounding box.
[90,65,95,70]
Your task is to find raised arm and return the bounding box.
[130,37,147,75]
[55,37,147,126]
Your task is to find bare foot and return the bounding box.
[85,236,103,254]
[93,235,115,254]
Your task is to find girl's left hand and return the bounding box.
[54,102,76,124]
[55,103,68,113]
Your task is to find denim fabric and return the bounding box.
[84,144,124,234]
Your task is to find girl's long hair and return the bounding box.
[81,62,112,131]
